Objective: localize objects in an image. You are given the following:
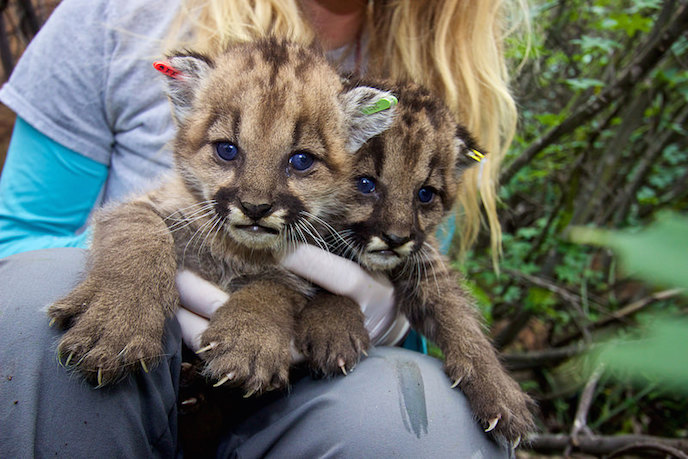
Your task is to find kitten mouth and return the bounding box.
[234,224,279,235]
[370,249,399,258]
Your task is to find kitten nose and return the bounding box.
[240,202,273,220]
[382,233,411,248]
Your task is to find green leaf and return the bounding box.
[570,212,688,291]
[628,0,663,13]
[572,36,621,53]
[598,318,688,394]
[565,78,605,91]
[609,12,653,36]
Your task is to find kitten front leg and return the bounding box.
[397,259,535,444]
[48,200,179,385]
[295,291,370,377]
[199,280,306,395]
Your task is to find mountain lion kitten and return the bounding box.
[295,80,534,444]
[47,38,396,393]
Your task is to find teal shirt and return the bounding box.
[0,118,107,258]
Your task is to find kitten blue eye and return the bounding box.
[418,187,435,203]
[357,177,376,194]
[289,152,315,171]
[215,142,238,161]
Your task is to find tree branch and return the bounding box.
[563,365,605,456]
[502,343,590,371]
[528,433,688,456]
[609,442,688,459]
[553,288,684,347]
[501,1,688,185]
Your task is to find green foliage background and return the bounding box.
[453,0,688,448]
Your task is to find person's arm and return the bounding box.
[0,117,108,258]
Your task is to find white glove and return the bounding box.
[280,244,409,346]
[175,244,409,353]
[175,270,228,351]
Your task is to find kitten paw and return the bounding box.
[447,362,535,444]
[199,316,292,395]
[48,284,166,386]
[295,294,370,377]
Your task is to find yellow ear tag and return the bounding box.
[468,149,485,162]
[361,96,398,115]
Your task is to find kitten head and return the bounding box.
[341,80,484,271]
[157,38,396,252]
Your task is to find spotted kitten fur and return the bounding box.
[296,80,535,444]
[48,39,396,393]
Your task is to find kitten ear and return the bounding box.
[454,124,486,175]
[340,86,398,153]
[157,52,214,124]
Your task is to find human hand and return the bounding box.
[175,271,305,364]
[175,270,228,352]
[175,244,409,353]
[281,244,408,346]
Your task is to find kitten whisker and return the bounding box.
[182,213,217,263]
[298,216,329,252]
[301,211,348,248]
[164,208,216,234]
[291,221,308,246]
[198,215,223,256]
[163,200,217,222]
[422,243,441,296]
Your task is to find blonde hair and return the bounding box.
[168,0,530,263]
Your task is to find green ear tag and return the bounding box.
[361,96,398,115]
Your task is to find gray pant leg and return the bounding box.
[0,248,182,458]
[219,346,510,458]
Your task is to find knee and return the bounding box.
[298,347,509,458]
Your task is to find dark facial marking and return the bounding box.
[232,109,242,143]
[292,116,305,149]
[256,37,290,86]
[366,136,386,177]
[294,48,317,80]
[213,186,239,218]
[274,193,306,225]
[258,87,287,132]
[403,88,445,131]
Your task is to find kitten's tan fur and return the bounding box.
[297,80,535,443]
[48,39,396,393]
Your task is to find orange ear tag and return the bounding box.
[153,61,183,79]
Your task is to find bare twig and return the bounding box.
[608,442,688,459]
[554,288,684,347]
[564,365,604,456]
[528,433,688,456]
[502,343,590,371]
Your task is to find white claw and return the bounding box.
[49,318,56,328]
[450,377,463,389]
[361,349,368,357]
[338,357,347,376]
[243,389,256,398]
[213,372,234,387]
[97,368,103,387]
[485,416,501,433]
[513,435,521,449]
[181,397,197,406]
[140,359,149,373]
[65,352,74,367]
[196,342,218,354]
